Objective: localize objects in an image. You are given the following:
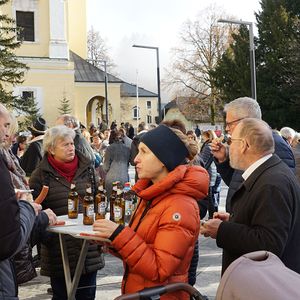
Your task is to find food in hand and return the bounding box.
[34,185,49,204]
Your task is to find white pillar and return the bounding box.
[49,0,69,59]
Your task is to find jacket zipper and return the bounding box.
[122,199,152,293]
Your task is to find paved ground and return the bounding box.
[19,177,228,300]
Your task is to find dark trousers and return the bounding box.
[50,271,97,300]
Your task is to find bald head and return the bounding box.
[236,118,274,156]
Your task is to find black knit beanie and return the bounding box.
[140,124,189,171]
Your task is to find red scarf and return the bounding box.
[47,154,78,183]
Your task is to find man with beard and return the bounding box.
[201,118,300,275]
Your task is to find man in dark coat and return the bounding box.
[211,97,295,212]
[20,117,47,176]
[0,103,39,298]
[201,118,300,275]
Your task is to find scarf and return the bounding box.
[0,148,28,189]
[47,154,78,183]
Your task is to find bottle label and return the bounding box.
[98,185,104,192]
[86,187,92,194]
[68,199,74,211]
[86,204,94,216]
[98,202,106,214]
[114,206,122,220]
[70,183,76,190]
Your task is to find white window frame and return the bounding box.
[132,106,140,120]
[12,0,39,43]
[147,115,152,124]
[146,100,151,109]
[13,86,44,114]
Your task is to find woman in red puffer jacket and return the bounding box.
[93,120,209,300]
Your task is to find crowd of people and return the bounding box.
[1,96,300,299]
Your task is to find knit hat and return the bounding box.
[140,124,189,171]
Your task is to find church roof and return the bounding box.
[70,51,157,98]
[70,51,123,83]
[120,83,157,98]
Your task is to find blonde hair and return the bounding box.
[169,127,199,160]
[202,130,217,142]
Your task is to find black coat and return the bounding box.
[217,131,296,212]
[29,152,104,278]
[0,155,35,298]
[216,155,300,274]
[14,211,49,284]
[20,139,43,176]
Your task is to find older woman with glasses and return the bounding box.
[29,125,104,300]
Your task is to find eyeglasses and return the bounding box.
[226,137,243,146]
[225,118,245,129]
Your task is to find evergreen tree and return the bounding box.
[18,96,42,131]
[256,0,300,129]
[0,0,28,109]
[58,95,72,114]
[211,26,252,102]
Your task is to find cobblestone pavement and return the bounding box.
[19,182,228,300]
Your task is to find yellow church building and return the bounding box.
[2,0,158,128]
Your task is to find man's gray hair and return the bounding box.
[224,97,262,119]
[280,127,295,140]
[238,118,274,155]
[57,114,80,130]
[43,125,75,153]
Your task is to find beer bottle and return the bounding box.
[83,184,94,225]
[68,182,78,219]
[123,182,132,225]
[109,181,119,221]
[113,184,125,225]
[95,179,106,220]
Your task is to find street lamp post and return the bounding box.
[218,19,257,101]
[132,44,162,123]
[87,59,109,125]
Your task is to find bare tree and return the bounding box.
[87,26,117,75]
[163,5,235,124]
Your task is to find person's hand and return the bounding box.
[210,139,228,163]
[30,202,42,216]
[213,211,230,222]
[43,208,57,226]
[93,219,119,239]
[200,218,222,239]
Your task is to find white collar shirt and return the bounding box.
[242,154,273,181]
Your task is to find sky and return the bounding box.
[87,0,261,102]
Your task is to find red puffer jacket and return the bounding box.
[111,165,209,299]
